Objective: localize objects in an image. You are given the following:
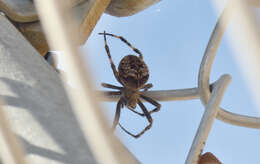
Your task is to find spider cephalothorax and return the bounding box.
[99,31,161,138]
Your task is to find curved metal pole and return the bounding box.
[198,1,260,129]
[186,75,231,164]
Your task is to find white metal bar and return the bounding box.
[213,0,260,113]
[198,1,260,129]
[185,74,231,164]
[100,86,201,102]
[102,88,260,130]
[0,14,28,164]
[34,1,139,164]
[0,101,26,164]
[0,10,108,163]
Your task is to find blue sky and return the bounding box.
[82,1,260,163]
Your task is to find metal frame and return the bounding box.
[1,0,260,163]
[0,99,26,164]
[186,75,231,164]
[102,1,260,130]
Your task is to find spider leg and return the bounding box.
[127,108,145,117]
[104,91,121,96]
[100,31,123,85]
[119,99,153,138]
[112,98,123,131]
[140,94,161,115]
[101,83,123,90]
[98,32,143,60]
[140,83,153,91]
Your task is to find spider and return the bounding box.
[99,31,161,138]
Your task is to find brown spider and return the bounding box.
[99,31,161,138]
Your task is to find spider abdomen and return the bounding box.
[118,55,149,88]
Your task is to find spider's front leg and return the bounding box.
[98,32,144,60]
[99,31,123,85]
[140,94,161,115]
